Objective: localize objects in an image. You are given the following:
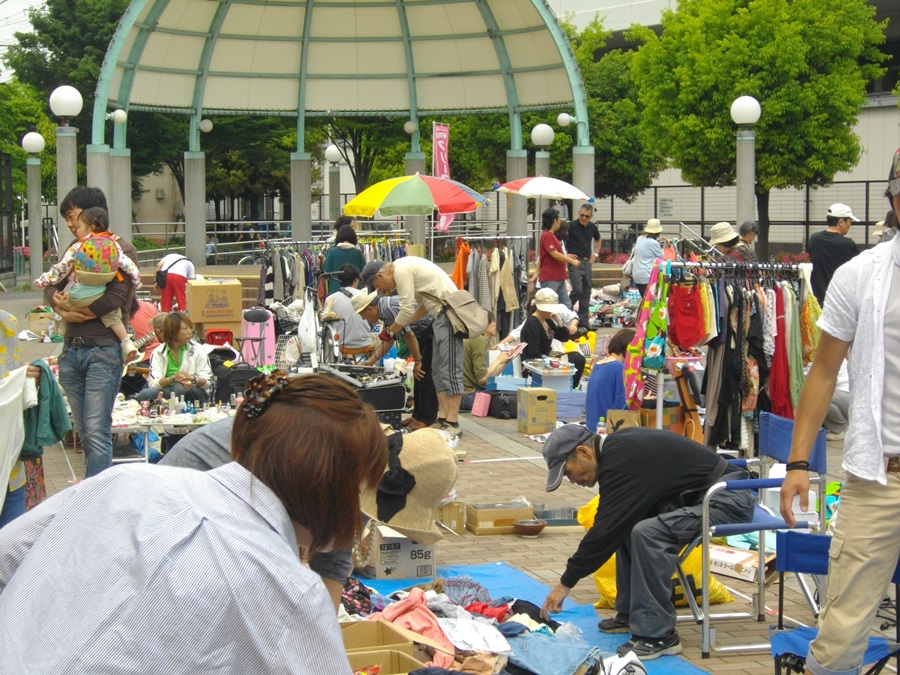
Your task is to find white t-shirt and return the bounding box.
[159,254,195,279]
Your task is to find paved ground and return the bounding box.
[5,287,888,675]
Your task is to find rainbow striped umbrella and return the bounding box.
[343,173,487,218]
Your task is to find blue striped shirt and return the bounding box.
[0,463,352,674]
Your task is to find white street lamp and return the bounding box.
[531,123,556,232]
[403,120,417,135]
[730,96,761,233]
[106,109,128,125]
[22,131,45,277]
[49,85,83,125]
[324,144,343,221]
[199,118,214,133]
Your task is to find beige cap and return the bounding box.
[351,290,378,314]
[534,287,560,312]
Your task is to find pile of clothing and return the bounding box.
[341,575,603,675]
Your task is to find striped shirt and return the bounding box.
[0,463,352,674]
[377,295,434,340]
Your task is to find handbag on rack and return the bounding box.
[642,261,671,370]
[623,259,662,410]
[619,253,635,290]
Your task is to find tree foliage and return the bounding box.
[629,0,888,257]
[565,18,666,202]
[0,79,56,211]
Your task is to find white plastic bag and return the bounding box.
[297,299,317,354]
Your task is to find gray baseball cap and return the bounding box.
[360,261,385,291]
[543,424,594,491]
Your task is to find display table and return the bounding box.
[111,401,235,463]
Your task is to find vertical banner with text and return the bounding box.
[432,122,455,232]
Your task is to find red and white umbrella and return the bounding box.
[494,176,593,201]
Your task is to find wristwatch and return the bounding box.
[191,375,198,385]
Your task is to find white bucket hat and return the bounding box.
[644,218,662,234]
[534,287,560,312]
[708,222,739,246]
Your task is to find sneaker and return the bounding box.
[826,430,846,441]
[616,633,682,661]
[598,614,630,634]
[444,424,463,440]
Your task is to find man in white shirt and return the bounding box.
[781,148,900,675]
[322,264,376,354]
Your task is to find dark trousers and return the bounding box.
[413,329,438,424]
[568,260,592,326]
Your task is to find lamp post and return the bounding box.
[531,123,555,228]
[22,131,45,277]
[49,86,83,236]
[324,144,343,222]
[557,112,594,214]
[730,95,761,231]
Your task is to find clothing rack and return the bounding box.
[668,261,800,271]
[461,235,531,242]
[266,238,328,249]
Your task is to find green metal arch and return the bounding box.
[91,0,591,154]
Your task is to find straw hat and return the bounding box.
[351,290,378,314]
[708,222,739,246]
[644,218,663,234]
[360,428,458,544]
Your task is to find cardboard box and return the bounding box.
[345,649,427,675]
[435,501,466,535]
[355,524,435,579]
[186,279,243,322]
[27,311,55,334]
[486,376,528,391]
[341,621,415,656]
[465,502,534,535]
[708,544,776,583]
[517,387,557,435]
[341,620,448,664]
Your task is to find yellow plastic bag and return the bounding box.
[576,496,733,609]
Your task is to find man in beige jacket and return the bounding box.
[373,257,464,439]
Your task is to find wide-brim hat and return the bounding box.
[351,290,378,314]
[534,287,560,312]
[644,218,662,234]
[708,222,739,246]
[360,428,458,545]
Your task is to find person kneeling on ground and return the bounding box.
[539,424,755,661]
[460,311,511,412]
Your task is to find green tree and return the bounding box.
[630,0,887,259]
[564,18,666,202]
[0,80,56,211]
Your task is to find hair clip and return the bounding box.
[241,370,290,419]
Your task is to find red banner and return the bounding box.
[432,123,455,232]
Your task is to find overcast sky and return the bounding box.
[0,0,44,82]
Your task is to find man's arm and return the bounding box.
[780,332,849,526]
[401,332,426,380]
[86,275,130,319]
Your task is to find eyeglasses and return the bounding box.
[578,214,591,220]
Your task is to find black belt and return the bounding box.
[64,337,118,348]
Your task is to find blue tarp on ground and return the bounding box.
[358,561,709,674]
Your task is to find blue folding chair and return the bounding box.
[770,531,900,674]
[675,413,828,658]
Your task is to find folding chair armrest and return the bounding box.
[723,477,783,491]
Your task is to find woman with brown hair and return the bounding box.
[135,311,211,404]
[0,373,388,672]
